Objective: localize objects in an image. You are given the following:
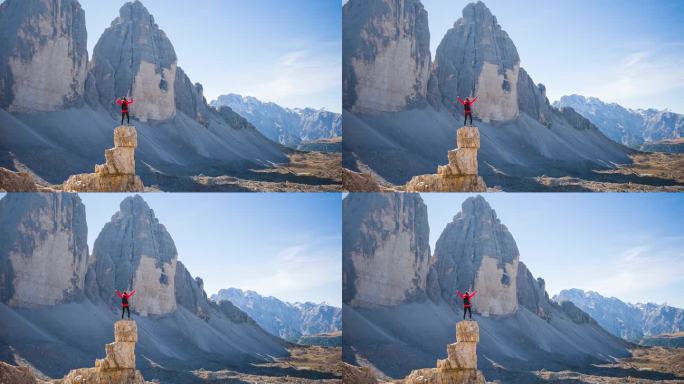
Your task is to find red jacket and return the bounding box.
[116,290,136,307]
[457,290,477,308]
[457,97,478,114]
[116,98,135,112]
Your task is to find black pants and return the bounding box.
[463,307,472,319]
[121,111,129,125]
[464,112,473,126]
[121,306,130,319]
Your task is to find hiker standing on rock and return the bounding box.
[457,96,478,126]
[116,97,135,126]
[116,289,136,319]
[457,290,477,320]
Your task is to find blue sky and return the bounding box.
[420,0,684,113]
[79,193,342,307]
[79,0,341,112]
[421,193,684,308]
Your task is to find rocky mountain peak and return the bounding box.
[428,195,520,315]
[0,193,89,307]
[343,0,431,113]
[88,0,178,121]
[88,194,178,315]
[0,0,88,112]
[434,1,521,121]
[343,193,431,307]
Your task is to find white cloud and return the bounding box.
[221,238,341,305]
[589,242,684,300]
[234,44,341,111]
[582,43,684,107]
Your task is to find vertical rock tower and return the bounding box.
[404,321,485,384]
[61,320,145,384]
[405,127,487,192]
[62,126,144,192]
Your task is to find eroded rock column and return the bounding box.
[404,320,486,384]
[63,126,144,192]
[406,127,487,192]
[61,320,145,384]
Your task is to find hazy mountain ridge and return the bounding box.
[211,93,342,149]
[0,193,288,381]
[555,95,684,149]
[212,287,341,341]
[554,288,684,342]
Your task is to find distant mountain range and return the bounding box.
[211,94,341,150]
[555,95,684,150]
[211,288,341,342]
[554,289,684,342]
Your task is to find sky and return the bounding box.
[79,0,341,112]
[78,193,342,307]
[419,0,684,113]
[420,193,684,308]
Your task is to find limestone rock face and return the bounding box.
[62,320,145,384]
[406,127,486,192]
[427,196,519,316]
[404,320,485,384]
[0,193,89,306]
[343,0,431,113]
[174,260,212,320]
[343,193,431,307]
[0,0,88,112]
[516,261,554,320]
[87,196,177,316]
[433,1,520,122]
[63,126,144,192]
[0,168,38,192]
[88,1,177,121]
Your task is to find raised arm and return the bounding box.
[115,290,123,298]
[128,290,136,298]
[471,97,478,104]
[456,290,465,299]
[127,99,135,105]
[470,290,477,298]
[116,98,122,106]
[457,96,465,105]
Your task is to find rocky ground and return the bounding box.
[184,151,342,192]
[1,150,341,192]
[534,152,684,192]
[192,345,342,383]
[348,152,684,192]
[531,346,684,384]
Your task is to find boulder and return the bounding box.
[63,126,144,192]
[342,168,381,192]
[114,320,138,342]
[0,361,48,384]
[406,127,486,192]
[342,362,378,384]
[455,320,479,343]
[61,367,145,384]
[0,167,38,192]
